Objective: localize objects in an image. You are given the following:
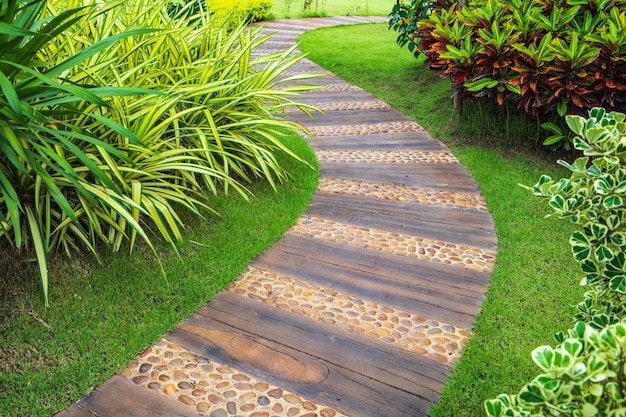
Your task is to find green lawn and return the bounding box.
[0,132,319,417]
[298,23,584,417]
[268,0,395,18]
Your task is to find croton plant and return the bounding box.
[390,0,626,144]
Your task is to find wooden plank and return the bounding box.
[54,404,96,417]
[311,191,493,231]
[167,293,444,417]
[252,235,487,328]
[195,294,449,389]
[306,192,496,249]
[294,92,391,105]
[273,233,491,291]
[78,375,195,417]
[306,132,448,151]
[320,161,482,192]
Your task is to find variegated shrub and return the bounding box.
[485,108,626,416]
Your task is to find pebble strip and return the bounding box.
[280,69,326,78]
[122,340,346,417]
[308,121,425,137]
[288,215,495,273]
[316,84,364,93]
[283,100,391,113]
[316,150,459,164]
[318,177,488,211]
[253,48,295,54]
[315,83,364,92]
[230,267,470,365]
[262,40,294,46]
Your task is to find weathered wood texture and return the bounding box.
[76,376,195,417]
[168,293,445,417]
[55,16,495,417]
[251,234,489,329]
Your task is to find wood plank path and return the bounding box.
[56,16,497,417]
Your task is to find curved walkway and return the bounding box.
[56,16,497,417]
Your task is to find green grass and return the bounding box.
[268,0,395,18]
[299,23,585,416]
[0,131,319,417]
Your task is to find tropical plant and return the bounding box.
[527,107,626,326]
[390,0,626,145]
[486,107,626,416]
[388,0,437,56]
[485,320,626,417]
[0,0,162,306]
[1,0,320,306]
[205,0,273,26]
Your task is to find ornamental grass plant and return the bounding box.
[0,0,320,306]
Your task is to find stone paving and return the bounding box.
[289,215,496,273]
[229,266,470,365]
[56,16,496,417]
[283,100,391,113]
[318,177,489,210]
[316,83,364,93]
[307,120,426,137]
[123,340,348,417]
[315,150,459,164]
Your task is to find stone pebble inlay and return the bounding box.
[316,150,459,164]
[308,121,425,137]
[122,340,347,417]
[283,100,391,113]
[230,267,470,365]
[316,84,364,93]
[318,177,488,211]
[288,215,495,273]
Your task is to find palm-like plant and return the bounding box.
[0,0,163,306]
[1,0,320,306]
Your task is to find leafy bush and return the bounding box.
[485,108,626,416]
[486,320,626,417]
[389,0,626,144]
[207,0,273,24]
[1,0,317,305]
[0,0,159,306]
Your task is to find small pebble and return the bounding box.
[178,395,195,406]
[210,409,227,417]
[131,375,148,385]
[163,384,176,396]
[196,402,210,412]
[139,363,152,374]
[178,381,193,390]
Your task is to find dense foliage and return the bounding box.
[390,0,626,144]
[486,108,626,416]
[0,0,317,305]
[205,0,273,25]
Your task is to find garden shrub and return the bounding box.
[207,0,273,24]
[485,107,626,416]
[390,0,626,145]
[1,0,315,305]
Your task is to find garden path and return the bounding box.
[55,16,497,417]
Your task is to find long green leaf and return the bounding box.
[24,204,49,307]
